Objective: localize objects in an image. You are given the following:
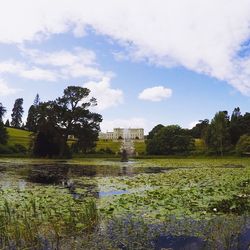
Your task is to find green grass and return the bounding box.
[6,127,33,148]
[96,140,146,154]
[134,141,146,154]
[96,140,121,153]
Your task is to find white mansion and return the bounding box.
[99,128,144,141]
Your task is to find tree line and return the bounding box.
[0,86,102,157]
[146,108,250,156]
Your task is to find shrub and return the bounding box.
[13,143,27,153]
[0,144,12,154]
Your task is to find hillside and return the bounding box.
[6,127,33,148]
[5,128,146,154]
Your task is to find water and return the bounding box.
[0,159,249,249]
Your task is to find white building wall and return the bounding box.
[99,128,144,141]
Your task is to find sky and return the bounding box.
[0,0,250,134]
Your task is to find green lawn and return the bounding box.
[96,140,146,154]
[96,140,121,153]
[134,141,146,154]
[6,127,33,148]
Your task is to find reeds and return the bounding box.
[0,187,98,249]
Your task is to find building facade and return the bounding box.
[99,128,144,141]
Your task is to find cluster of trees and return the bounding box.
[147,108,250,156]
[146,125,194,155]
[0,86,102,158]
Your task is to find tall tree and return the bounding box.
[11,98,24,128]
[205,111,231,156]
[33,94,40,106]
[4,119,10,127]
[0,103,8,144]
[0,103,6,122]
[229,107,243,145]
[26,94,40,132]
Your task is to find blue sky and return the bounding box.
[0,0,250,133]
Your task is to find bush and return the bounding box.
[13,144,27,153]
[97,147,114,154]
[236,134,250,156]
[0,144,12,154]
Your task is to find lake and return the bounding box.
[0,157,249,249]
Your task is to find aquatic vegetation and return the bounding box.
[0,187,98,248]
[0,157,249,248]
[99,166,250,220]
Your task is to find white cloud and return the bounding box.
[101,117,155,134]
[21,47,96,67]
[0,60,58,81]
[0,79,21,96]
[0,1,250,93]
[138,86,172,101]
[0,47,111,81]
[84,77,123,110]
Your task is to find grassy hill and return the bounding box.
[6,127,33,148]
[5,127,147,155]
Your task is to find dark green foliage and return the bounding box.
[229,111,250,146]
[0,103,6,122]
[12,143,27,153]
[0,103,8,145]
[0,144,12,154]
[147,124,164,139]
[146,125,194,155]
[190,119,209,138]
[205,111,231,156]
[76,128,98,153]
[26,105,38,132]
[0,122,8,145]
[33,93,40,106]
[229,107,243,145]
[4,119,9,127]
[236,135,250,156]
[32,86,102,158]
[33,122,63,158]
[26,94,40,132]
[11,98,24,128]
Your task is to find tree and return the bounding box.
[236,134,250,156]
[190,119,209,139]
[205,111,231,156]
[33,94,40,106]
[5,119,10,127]
[0,103,6,122]
[33,86,102,157]
[147,124,164,139]
[229,107,243,145]
[32,121,62,158]
[11,98,24,128]
[26,94,41,132]
[0,103,8,144]
[146,125,194,155]
[26,105,37,131]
